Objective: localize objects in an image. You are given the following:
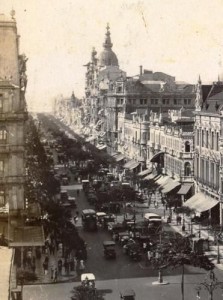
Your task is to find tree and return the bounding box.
[151,235,214,297]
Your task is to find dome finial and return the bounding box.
[103,23,113,49]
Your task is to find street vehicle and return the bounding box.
[103,240,116,259]
[144,213,162,232]
[81,209,97,231]
[82,179,90,191]
[103,214,116,229]
[81,273,96,288]
[120,289,135,300]
[60,190,69,202]
[96,212,107,225]
[67,196,77,208]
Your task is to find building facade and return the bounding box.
[0,13,28,221]
[193,78,223,225]
[149,109,194,201]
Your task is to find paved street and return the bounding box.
[22,115,223,300]
[23,274,223,300]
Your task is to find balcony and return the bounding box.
[0,111,28,121]
[179,152,193,159]
[0,144,25,153]
[0,175,26,184]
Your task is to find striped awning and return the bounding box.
[123,160,136,169]
[183,192,219,213]
[177,184,193,195]
[115,154,125,162]
[162,179,181,194]
[129,162,140,170]
[137,169,152,177]
[143,173,157,181]
[156,176,170,187]
[97,145,106,150]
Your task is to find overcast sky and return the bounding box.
[1,0,223,111]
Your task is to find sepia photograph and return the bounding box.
[1,0,223,299]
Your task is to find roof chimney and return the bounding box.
[139,65,143,76]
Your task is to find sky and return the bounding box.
[1,0,223,111]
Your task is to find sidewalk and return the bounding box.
[24,248,79,285]
[162,212,223,271]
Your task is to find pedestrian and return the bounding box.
[43,261,48,275]
[147,250,151,262]
[77,189,80,195]
[51,267,54,280]
[58,259,63,276]
[54,268,58,282]
[79,260,85,274]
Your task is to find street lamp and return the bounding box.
[152,225,169,285]
[217,236,220,264]
[196,270,223,300]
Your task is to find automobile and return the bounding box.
[68,196,77,208]
[96,212,107,224]
[81,273,96,288]
[103,240,116,259]
[82,209,97,231]
[60,190,69,202]
[120,289,136,300]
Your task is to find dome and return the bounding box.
[99,49,118,67]
[99,24,119,67]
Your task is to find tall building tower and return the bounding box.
[0,12,27,230]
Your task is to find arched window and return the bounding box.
[185,141,190,152]
[184,162,191,176]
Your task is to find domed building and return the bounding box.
[98,24,119,67]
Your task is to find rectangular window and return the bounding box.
[143,99,147,105]
[0,94,3,112]
[155,99,158,105]
[140,99,143,105]
[216,132,219,151]
[206,131,209,148]
[197,129,199,146]
[184,98,192,105]
[0,189,5,206]
[0,129,7,141]
[202,130,204,147]
[174,99,177,105]
[0,161,4,175]
[211,132,214,150]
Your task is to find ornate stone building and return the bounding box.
[192,77,223,225]
[0,13,28,222]
[148,109,194,201]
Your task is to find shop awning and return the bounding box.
[137,169,152,177]
[143,173,157,181]
[162,178,181,194]
[85,136,96,142]
[111,152,118,157]
[150,151,165,163]
[177,184,193,195]
[97,145,106,150]
[124,160,136,169]
[9,226,45,247]
[115,154,125,162]
[129,162,140,170]
[156,176,170,187]
[183,192,219,213]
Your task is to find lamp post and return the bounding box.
[217,235,220,264]
[196,270,223,300]
[152,225,169,285]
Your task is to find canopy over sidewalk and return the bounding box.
[183,192,219,213]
